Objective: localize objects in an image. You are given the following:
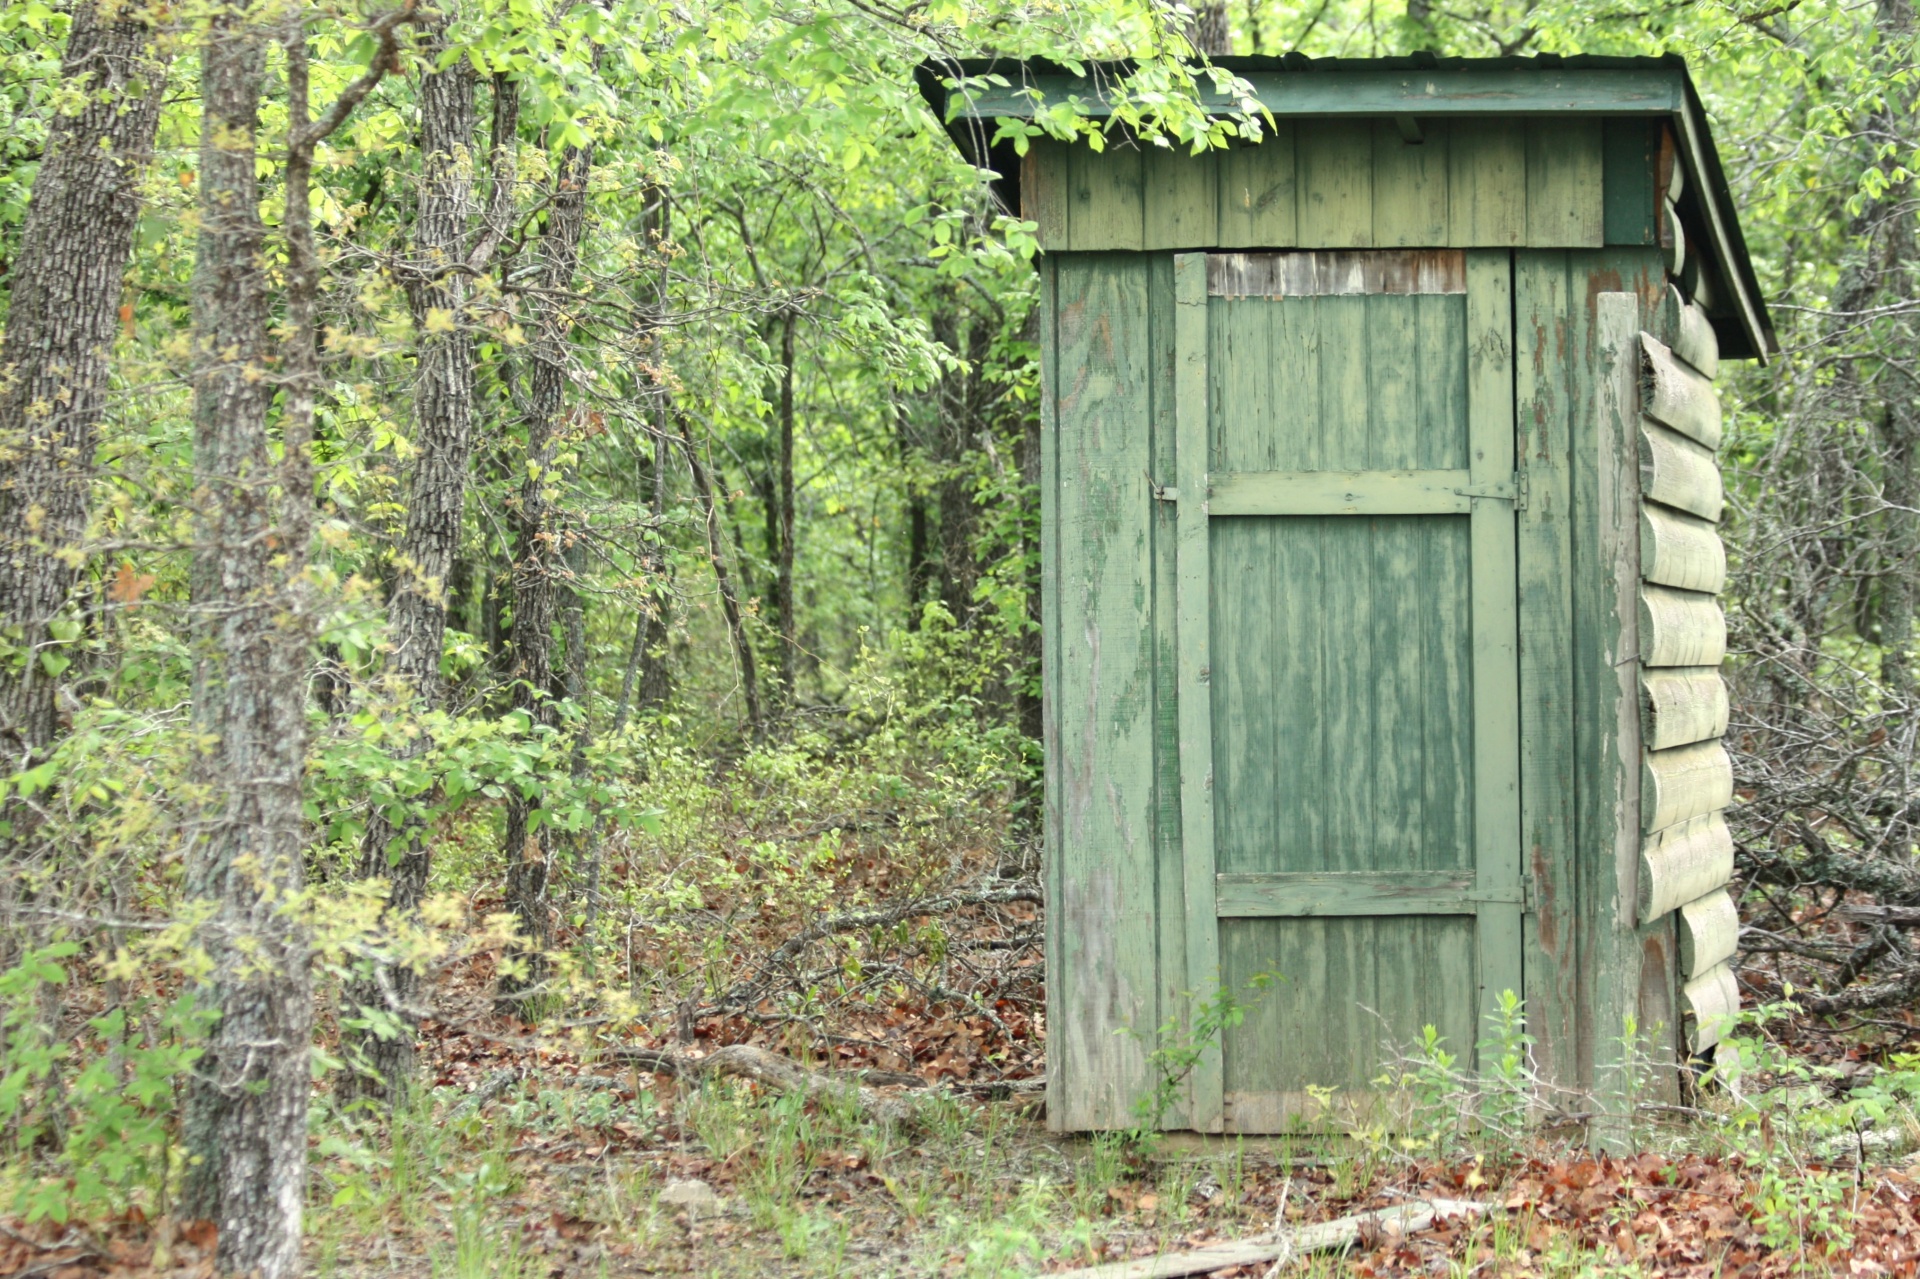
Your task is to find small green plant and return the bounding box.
[0,944,213,1224]
[1751,1162,1853,1265]
[1127,972,1277,1149]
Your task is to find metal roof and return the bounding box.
[915,54,1775,361]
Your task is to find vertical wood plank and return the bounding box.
[1147,255,1190,1129]
[1039,255,1067,1126]
[1590,285,1649,1149]
[1217,125,1297,248]
[1373,119,1451,248]
[1449,121,1526,247]
[1024,138,1070,251]
[1174,252,1223,1131]
[1048,256,1161,1130]
[1467,250,1523,1051]
[1602,120,1659,247]
[1145,145,1219,250]
[1298,120,1373,248]
[1515,252,1580,1095]
[1068,142,1145,251]
[1526,121,1605,247]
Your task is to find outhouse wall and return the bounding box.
[1038,118,1736,1133]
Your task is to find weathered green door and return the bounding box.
[1170,249,1523,1132]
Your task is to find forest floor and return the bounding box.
[10,942,1920,1279]
[8,786,1920,1277]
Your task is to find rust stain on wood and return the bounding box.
[1208,249,1467,297]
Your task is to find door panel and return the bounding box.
[1175,249,1521,1132]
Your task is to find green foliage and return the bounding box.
[0,945,211,1224]
[1127,971,1276,1149]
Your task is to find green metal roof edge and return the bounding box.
[915,54,1777,362]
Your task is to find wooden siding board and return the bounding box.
[1298,120,1374,248]
[1641,585,1727,667]
[1580,278,1652,1147]
[1515,251,1581,1094]
[1639,812,1735,923]
[1145,145,1220,251]
[1025,139,1070,250]
[1643,741,1735,831]
[1682,962,1739,1051]
[1641,505,1726,593]
[1068,144,1145,251]
[1640,422,1724,522]
[1526,120,1605,248]
[1642,335,1722,448]
[1449,121,1527,246]
[1147,255,1191,1129]
[1217,126,1298,248]
[1602,119,1659,246]
[1642,668,1730,750]
[1048,255,1160,1129]
[1373,118,1451,247]
[1677,889,1739,978]
[1173,253,1224,1130]
[1041,256,1065,1126]
[1468,250,1524,1041]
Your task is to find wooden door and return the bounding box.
[1171,249,1523,1132]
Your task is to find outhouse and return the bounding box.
[919,56,1775,1133]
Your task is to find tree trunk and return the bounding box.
[341,21,496,1106]
[180,9,310,1274]
[0,2,166,856]
[498,141,594,1014]
[679,413,762,733]
[1187,2,1232,55]
[773,312,797,697]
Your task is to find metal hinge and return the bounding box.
[1454,470,1529,511]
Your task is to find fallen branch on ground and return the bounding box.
[1047,1199,1488,1279]
[606,1042,915,1125]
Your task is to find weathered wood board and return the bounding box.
[1643,740,1734,832]
[1682,962,1740,1051]
[1033,120,1608,252]
[1641,667,1729,750]
[1641,334,1721,449]
[1639,812,1735,924]
[1641,585,1726,667]
[1641,505,1726,593]
[1639,421,1723,522]
[1677,890,1739,978]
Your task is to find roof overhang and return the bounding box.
[915,54,1776,362]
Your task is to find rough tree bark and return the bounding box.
[341,22,516,1106]
[497,140,594,1013]
[679,411,762,732]
[181,8,411,1271]
[0,1,166,852]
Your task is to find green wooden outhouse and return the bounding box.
[920,55,1775,1133]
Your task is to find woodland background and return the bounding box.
[5,0,1920,1275]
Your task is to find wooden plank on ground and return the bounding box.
[1639,421,1723,522]
[1641,585,1726,667]
[1639,812,1735,923]
[1641,667,1729,751]
[1640,504,1726,593]
[1677,889,1739,979]
[1173,252,1223,1132]
[1643,740,1734,832]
